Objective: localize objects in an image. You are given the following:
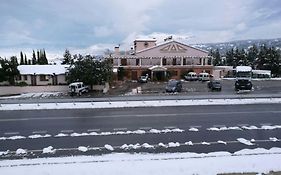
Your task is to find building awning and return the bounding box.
[148,65,167,71]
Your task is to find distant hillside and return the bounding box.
[192,38,281,55]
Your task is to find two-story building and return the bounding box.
[107,38,213,81]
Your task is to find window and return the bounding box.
[183,58,186,65]
[136,59,140,66]
[163,58,166,65]
[121,59,127,66]
[39,75,48,81]
[144,42,148,47]
[24,75,27,80]
[173,58,177,65]
[15,75,22,81]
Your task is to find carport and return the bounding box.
[149,65,167,81]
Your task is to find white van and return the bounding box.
[184,72,198,81]
[198,73,210,81]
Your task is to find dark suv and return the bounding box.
[165,80,182,93]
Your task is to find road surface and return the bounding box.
[1,103,281,159]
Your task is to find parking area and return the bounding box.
[0,79,280,99]
[131,79,281,96]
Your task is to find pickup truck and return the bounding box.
[69,82,89,96]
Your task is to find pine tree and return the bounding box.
[213,49,221,66]
[247,44,258,68]
[225,48,234,66]
[62,49,72,64]
[257,44,267,70]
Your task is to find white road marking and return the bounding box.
[164,126,177,129]
[237,124,248,127]
[32,130,47,134]
[139,127,152,130]
[113,128,127,131]
[189,125,202,128]
[260,123,272,126]
[87,129,100,132]
[60,130,74,133]
[4,132,19,135]
[213,125,225,128]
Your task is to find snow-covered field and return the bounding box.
[1,148,281,175]
[0,97,280,110]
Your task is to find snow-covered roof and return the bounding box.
[18,65,70,75]
[236,66,252,72]
[134,38,157,42]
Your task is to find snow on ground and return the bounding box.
[1,125,281,142]
[78,146,88,152]
[237,138,254,146]
[42,146,55,154]
[1,148,281,175]
[104,144,114,151]
[0,98,281,111]
[0,92,64,99]
[15,149,26,155]
[188,127,199,132]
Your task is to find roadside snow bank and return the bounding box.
[1,148,281,175]
[1,98,281,110]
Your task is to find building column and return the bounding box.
[181,57,183,66]
[160,57,163,66]
[118,58,120,66]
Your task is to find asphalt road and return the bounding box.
[1,103,281,159]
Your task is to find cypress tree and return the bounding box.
[32,50,37,65]
[43,49,48,64]
[20,51,24,65]
[24,54,27,65]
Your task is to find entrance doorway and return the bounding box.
[154,71,165,81]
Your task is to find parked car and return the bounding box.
[207,80,222,91]
[69,82,89,96]
[184,72,198,81]
[198,73,210,81]
[165,80,182,93]
[139,75,149,83]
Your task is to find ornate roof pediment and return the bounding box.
[160,43,187,53]
[135,40,208,57]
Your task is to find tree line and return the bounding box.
[19,49,48,65]
[210,44,281,76]
[0,49,49,85]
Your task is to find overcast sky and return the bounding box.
[0,0,281,59]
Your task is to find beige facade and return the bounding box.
[107,39,213,81]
